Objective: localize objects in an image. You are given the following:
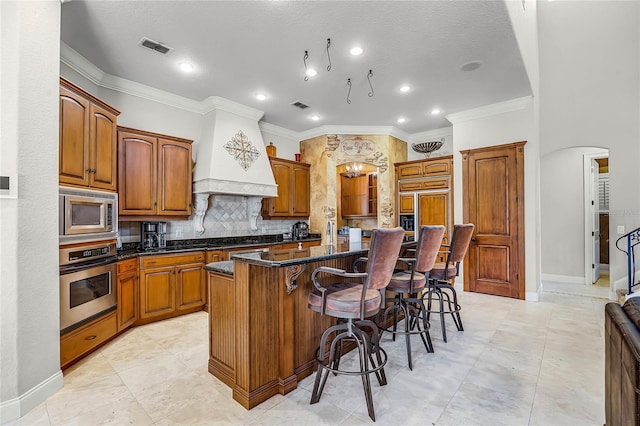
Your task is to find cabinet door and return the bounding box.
[341,175,368,217]
[399,194,415,213]
[89,103,118,191]
[59,86,90,187]
[397,163,422,179]
[117,270,138,331]
[291,164,310,216]
[422,159,451,176]
[139,267,175,319]
[118,131,157,215]
[158,139,192,216]
[418,191,451,242]
[269,162,292,216]
[176,264,205,311]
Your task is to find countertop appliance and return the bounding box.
[292,221,309,240]
[59,241,117,333]
[141,221,167,250]
[59,186,117,244]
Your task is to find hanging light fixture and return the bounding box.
[345,162,363,178]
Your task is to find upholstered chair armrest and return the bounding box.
[352,257,369,273]
[311,266,368,314]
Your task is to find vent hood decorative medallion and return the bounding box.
[224,130,260,171]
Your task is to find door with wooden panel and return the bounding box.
[139,267,175,319]
[418,191,450,242]
[270,162,292,216]
[158,139,192,216]
[292,164,310,216]
[89,103,118,191]
[59,86,90,186]
[461,142,525,299]
[176,264,205,311]
[118,131,157,215]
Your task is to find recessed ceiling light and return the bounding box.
[400,85,411,93]
[179,62,194,73]
[255,93,267,101]
[431,108,441,115]
[350,46,363,56]
[310,114,320,121]
[397,117,406,123]
[460,61,482,72]
[306,68,317,77]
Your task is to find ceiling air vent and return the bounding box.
[291,101,310,110]
[138,37,174,55]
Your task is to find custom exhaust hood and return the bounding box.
[192,101,278,234]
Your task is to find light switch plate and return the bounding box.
[0,174,17,199]
[618,225,625,235]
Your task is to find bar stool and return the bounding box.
[308,227,404,422]
[380,225,446,370]
[424,223,475,342]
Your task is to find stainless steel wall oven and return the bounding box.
[59,241,117,333]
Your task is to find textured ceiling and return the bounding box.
[61,0,531,134]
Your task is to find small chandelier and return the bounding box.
[345,162,363,178]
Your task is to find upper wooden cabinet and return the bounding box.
[341,172,377,218]
[395,155,454,241]
[118,126,193,219]
[59,78,120,191]
[262,158,310,219]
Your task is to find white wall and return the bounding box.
[540,147,607,281]
[0,1,63,422]
[407,127,453,162]
[449,99,540,299]
[260,123,301,162]
[538,0,640,291]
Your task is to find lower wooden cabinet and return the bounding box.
[117,258,138,331]
[206,250,224,264]
[138,252,205,324]
[60,311,117,369]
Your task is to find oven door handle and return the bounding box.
[59,256,117,274]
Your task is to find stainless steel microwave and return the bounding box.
[59,187,117,243]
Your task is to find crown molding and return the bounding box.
[408,126,453,143]
[60,42,264,120]
[299,125,410,142]
[445,96,533,124]
[259,122,300,140]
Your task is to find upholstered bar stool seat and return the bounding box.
[308,227,404,422]
[380,225,446,370]
[424,223,475,343]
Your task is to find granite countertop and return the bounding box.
[230,240,415,268]
[204,260,234,276]
[117,234,322,260]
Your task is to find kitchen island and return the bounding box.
[206,241,383,409]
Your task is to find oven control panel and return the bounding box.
[60,241,116,266]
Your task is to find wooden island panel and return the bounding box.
[207,249,362,409]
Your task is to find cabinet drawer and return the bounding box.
[60,312,117,368]
[118,258,138,274]
[422,177,449,190]
[399,181,423,192]
[423,160,451,176]
[141,252,205,269]
[397,164,423,179]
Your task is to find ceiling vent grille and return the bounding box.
[291,101,310,110]
[138,37,174,55]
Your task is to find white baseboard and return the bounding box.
[0,370,63,424]
[541,273,585,284]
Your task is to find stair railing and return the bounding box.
[615,226,640,295]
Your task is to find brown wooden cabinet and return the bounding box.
[206,250,225,264]
[262,158,310,219]
[396,156,453,241]
[138,252,205,324]
[117,258,138,331]
[341,172,377,218]
[118,126,193,220]
[59,78,119,191]
[60,311,117,369]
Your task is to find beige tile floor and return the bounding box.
[10,290,608,425]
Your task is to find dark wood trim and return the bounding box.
[394,154,453,167]
[60,77,120,115]
[117,125,193,145]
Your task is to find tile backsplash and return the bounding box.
[118,194,304,243]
